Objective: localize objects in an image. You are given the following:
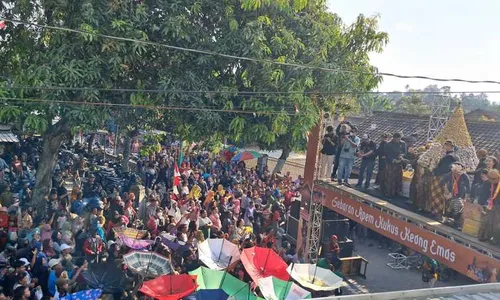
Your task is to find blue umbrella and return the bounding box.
[61,289,103,300]
[184,289,229,300]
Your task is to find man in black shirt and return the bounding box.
[433,140,457,176]
[356,134,377,189]
[320,126,337,179]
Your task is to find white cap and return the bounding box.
[59,244,72,252]
[19,258,30,266]
[48,258,61,269]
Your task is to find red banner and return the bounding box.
[317,185,500,283]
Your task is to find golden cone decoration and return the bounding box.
[418,105,478,171]
[434,106,473,147]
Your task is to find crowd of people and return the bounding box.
[319,120,500,244]
[0,138,350,299]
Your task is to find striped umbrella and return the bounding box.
[113,227,147,239]
[231,151,262,162]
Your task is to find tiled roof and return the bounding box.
[0,128,19,143]
[468,121,500,156]
[353,111,429,146]
[351,111,500,155]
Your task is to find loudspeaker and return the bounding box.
[321,219,349,243]
[290,200,301,219]
[338,239,354,258]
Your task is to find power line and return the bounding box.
[3,18,500,86]
[3,84,500,96]
[0,97,300,115]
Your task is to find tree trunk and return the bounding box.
[122,135,132,172]
[32,122,69,219]
[87,133,95,153]
[273,146,291,174]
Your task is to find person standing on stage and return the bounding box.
[381,132,407,197]
[320,126,337,179]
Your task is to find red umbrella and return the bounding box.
[240,246,290,284]
[140,274,198,300]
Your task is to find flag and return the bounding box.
[178,141,184,166]
[173,163,181,187]
[0,21,6,30]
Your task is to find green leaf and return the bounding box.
[229,19,239,31]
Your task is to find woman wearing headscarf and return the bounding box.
[479,169,500,243]
[440,162,470,228]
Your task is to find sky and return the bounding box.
[328,0,500,101]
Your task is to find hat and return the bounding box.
[19,258,30,267]
[89,174,96,178]
[48,258,61,269]
[107,240,116,248]
[59,244,72,252]
[362,134,369,139]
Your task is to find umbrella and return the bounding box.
[61,289,103,300]
[184,289,229,300]
[231,151,262,162]
[118,234,154,250]
[240,247,289,284]
[286,263,343,291]
[189,266,258,300]
[83,264,126,294]
[160,233,190,253]
[140,274,198,300]
[123,251,173,278]
[113,227,147,239]
[258,276,311,300]
[198,239,241,270]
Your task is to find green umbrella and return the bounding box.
[258,276,311,300]
[189,267,260,300]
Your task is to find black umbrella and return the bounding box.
[82,263,126,294]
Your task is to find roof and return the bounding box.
[0,126,19,143]
[464,109,500,122]
[352,111,500,155]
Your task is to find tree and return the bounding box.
[460,93,492,112]
[394,94,431,115]
[357,95,393,115]
[221,1,388,172]
[0,0,228,213]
